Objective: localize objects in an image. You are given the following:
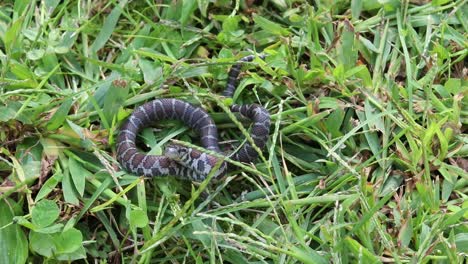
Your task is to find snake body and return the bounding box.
[116,55,270,181]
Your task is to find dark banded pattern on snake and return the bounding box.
[116,55,270,181]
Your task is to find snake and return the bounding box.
[116,55,270,181]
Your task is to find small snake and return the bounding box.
[116,55,270,181]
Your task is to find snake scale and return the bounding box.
[116,55,270,181]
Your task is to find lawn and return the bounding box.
[0,0,467,263]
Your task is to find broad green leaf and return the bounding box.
[20,160,41,182]
[46,98,73,130]
[419,223,431,248]
[444,208,468,227]
[332,64,345,83]
[180,0,197,25]
[41,53,64,88]
[68,157,91,197]
[35,173,61,202]
[103,79,130,126]
[31,199,59,228]
[10,61,37,82]
[455,233,468,253]
[422,122,438,149]
[344,237,380,263]
[54,228,83,254]
[380,174,403,196]
[26,48,45,60]
[0,199,28,264]
[138,59,162,85]
[270,0,288,10]
[45,0,60,13]
[90,1,127,53]
[445,26,467,47]
[222,16,240,32]
[398,216,413,248]
[324,108,345,138]
[444,78,462,94]
[66,120,95,150]
[62,168,79,205]
[13,0,29,18]
[289,14,303,23]
[40,137,60,158]
[436,129,448,160]
[318,97,342,109]
[197,0,209,17]
[223,250,250,264]
[4,17,23,54]
[129,209,149,229]
[186,219,211,247]
[338,23,357,71]
[216,16,243,44]
[441,178,454,203]
[351,0,362,20]
[177,65,208,78]
[359,103,383,167]
[253,14,289,36]
[55,245,86,261]
[34,223,64,234]
[289,245,328,264]
[433,42,450,63]
[348,65,372,88]
[0,105,17,122]
[29,231,55,257]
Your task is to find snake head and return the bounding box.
[165,143,226,180]
[164,144,189,161]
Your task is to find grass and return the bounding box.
[0,0,467,263]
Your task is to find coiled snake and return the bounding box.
[116,55,270,181]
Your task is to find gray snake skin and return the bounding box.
[116,55,270,181]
